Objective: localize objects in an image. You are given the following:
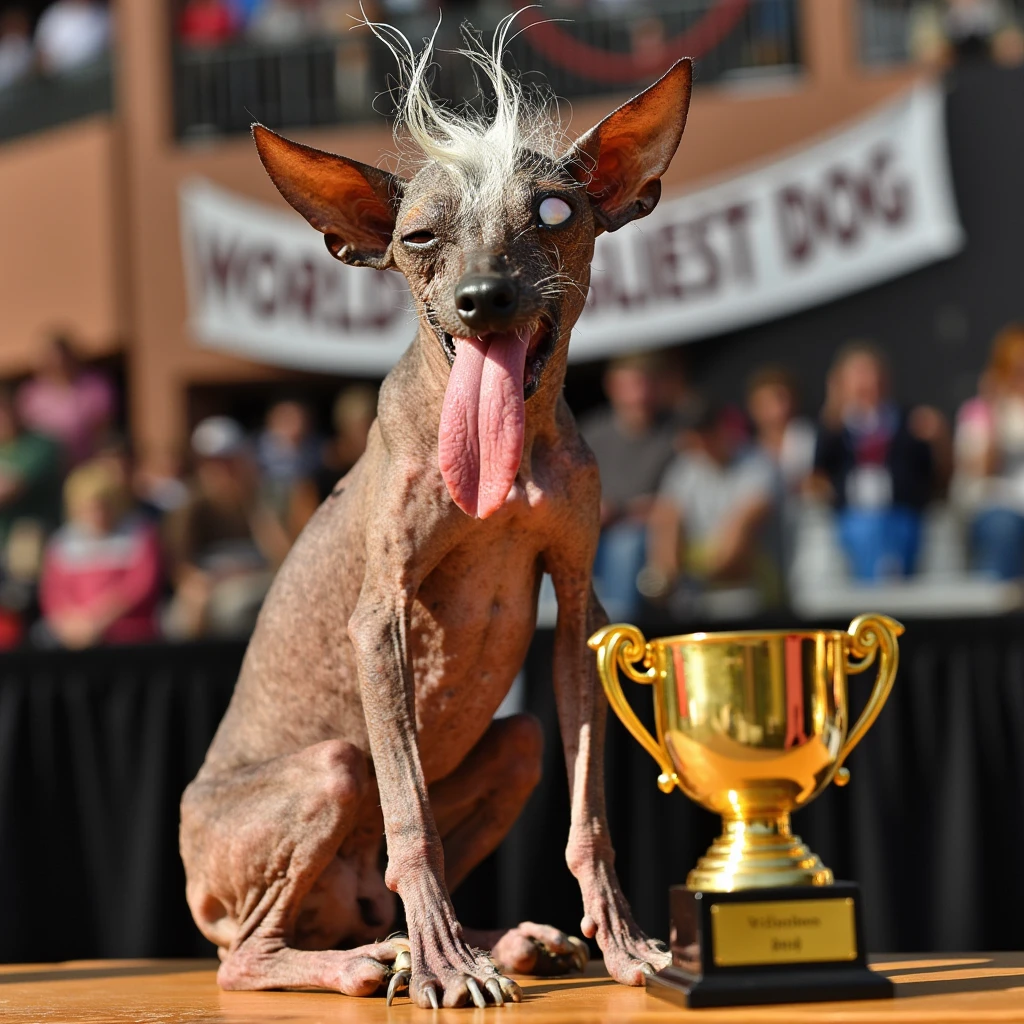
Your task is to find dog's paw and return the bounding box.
[412,969,521,1010]
[388,925,522,1008]
[597,929,671,986]
[488,922,589,976]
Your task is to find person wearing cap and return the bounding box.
[163,416,290,639]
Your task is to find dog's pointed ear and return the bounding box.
[252,124,405,269]
[565,59,692,235]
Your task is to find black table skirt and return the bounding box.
[2,617,1023,962]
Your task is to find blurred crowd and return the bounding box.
[1,0,1021,93]
[177,0,390,48]
[163,0,1021,69]
[0,0,110,91]
[907,0,1024,66]
[3,0,1019,98]
[6,325,1024,647]
[0,333,378,649]
[583,324,1024,621]
[172,0,691,48]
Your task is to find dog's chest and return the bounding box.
[409,515,546,780]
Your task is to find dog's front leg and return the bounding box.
[348,491,519,1009]
[547,568,671,985]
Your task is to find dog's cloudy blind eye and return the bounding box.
[538,197,572,227]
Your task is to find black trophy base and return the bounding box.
[647,962,894,1009]
[646,881,894,1009]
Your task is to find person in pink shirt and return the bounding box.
[954,324,1024,577]
[39,460,163,647]
[16,334,117,468]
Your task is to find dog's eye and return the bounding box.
[538,197,573,228]
[402,230,436,248]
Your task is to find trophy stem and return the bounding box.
[686,812,834,892]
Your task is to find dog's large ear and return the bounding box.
[565,59,692,234]
[252,124,405,269]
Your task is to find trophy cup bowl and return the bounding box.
[589,615,904,1008]
[589,614,903,891]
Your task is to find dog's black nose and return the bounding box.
[454,273,519,331]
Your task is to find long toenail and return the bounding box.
[466,977,487,1008]
[498,977,522,1003]
[386,969,411,1005]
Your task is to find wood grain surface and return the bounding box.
[4,955,1024,1023]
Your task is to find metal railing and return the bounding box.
[174,0,800,140]
[860,0,1024,66]
[0,55,113,145]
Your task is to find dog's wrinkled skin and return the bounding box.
[180,58,691,1009]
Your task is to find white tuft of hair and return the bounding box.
[359,6,567,213]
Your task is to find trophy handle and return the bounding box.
[834,614,905,786]
[588,623,679,794]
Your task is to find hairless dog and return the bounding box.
[180,19,691,1010]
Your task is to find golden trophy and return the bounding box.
[590,614,903,1008]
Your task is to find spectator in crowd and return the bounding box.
[910,0,1024,66]
[746,366,816,580]
[178,0,240,47]
[257,399,321,537]
[38,460,163,647]
[579,353,678,617]
[16,334,117,468]
[319,383,377,498]
[91,432,189,524]
[0,387,62,568]
[746,366,817,492]
[246,0,320,44]
[35,0,111,74]
[655,352,700,434]
[808,342,947,581]
[164,416,289,639]
[644,400,778,606]
[953,324,1024,578]
[0,7,32,89]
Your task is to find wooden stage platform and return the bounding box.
[5,955,1024,1023]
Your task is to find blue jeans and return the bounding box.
[593,522,646,621]
[838,507,922,581]
[971,508,1024,580]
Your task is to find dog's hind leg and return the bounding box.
[180,739,402,995]
[430,714,588,976]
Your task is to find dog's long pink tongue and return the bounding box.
[438,329,529,519]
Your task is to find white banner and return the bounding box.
[180,83,963,374]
